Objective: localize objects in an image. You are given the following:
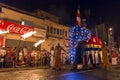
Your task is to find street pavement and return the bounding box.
[0,65,120,80]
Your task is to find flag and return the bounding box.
[76,8,81,26]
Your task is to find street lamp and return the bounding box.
[108,27,114,53]
[109,28,112,31]
[109,28,113,35]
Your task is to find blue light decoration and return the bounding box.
[68,25,91,64]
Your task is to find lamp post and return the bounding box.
[108,27,114,54]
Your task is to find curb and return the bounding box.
[0,64,117,72]
[0,66,50,72]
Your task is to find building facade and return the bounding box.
[91,24,107,42]
[0,3,70,53]
[91,24,115,52]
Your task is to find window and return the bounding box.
[54,28,56,34]
[63,29,64,36]
[60,29,62,35]
[0,7,2,13]
[50,27,53,33]
[65,31,67,36]
[47,26,49,33]
[57,29,59,35]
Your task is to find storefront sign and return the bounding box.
[0,20,34,34]
[0,36,4,48]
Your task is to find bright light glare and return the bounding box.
[109,28,112,31]
[0,30,9,34]
[21,31,36,39]
[34,39,45,47]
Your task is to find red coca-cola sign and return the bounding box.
[0,20,34,34]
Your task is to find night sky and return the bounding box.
[0,0,120,38]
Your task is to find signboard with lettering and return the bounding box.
[0,20,34,34]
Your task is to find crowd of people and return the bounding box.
[0,45,69,68]
[0,42,118,71]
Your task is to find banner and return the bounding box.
[76,8,81,26]
[0,20,34,34]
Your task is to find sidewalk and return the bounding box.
[0,64,73,72]
[0,66,50,72]
[111,64,120,69]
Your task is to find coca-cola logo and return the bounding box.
[7,24,34,34]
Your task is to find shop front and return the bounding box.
[0,20,47,67]
[0,20,46,48]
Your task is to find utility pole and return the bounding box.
[108,27,114,53]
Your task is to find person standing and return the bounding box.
[54,43,67,70]
[101,42,111,70]
[23,47,28,65]
[111,48,118,65]
[12,47,17,68]
[18,48,24,65]
[50,46,54,68]
[7,47,13,67]
[0,47,7,68]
